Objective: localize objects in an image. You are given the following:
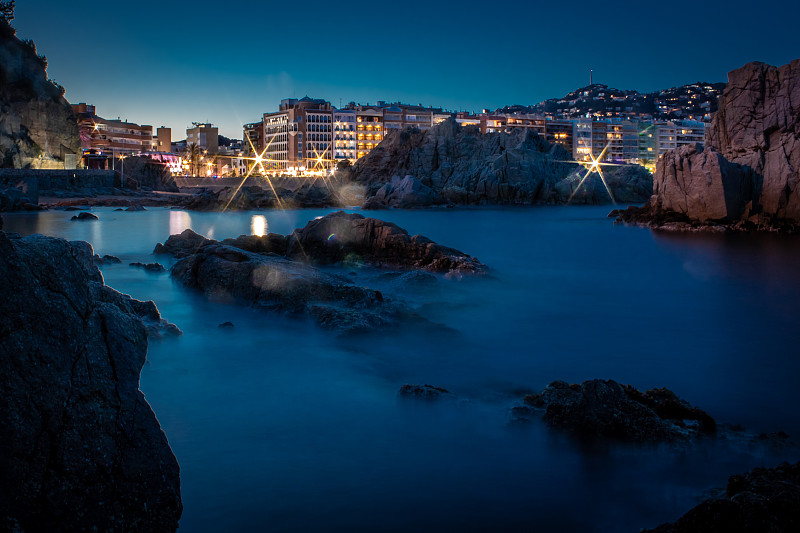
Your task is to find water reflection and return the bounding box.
[169,211,192,236]
[251,215,267,236]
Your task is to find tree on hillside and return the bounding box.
[186,143,201,176]
[0,1,15,23]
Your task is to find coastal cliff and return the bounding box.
[0,20,80,169]
[0,231,182,531]
[347,118,652,207]
[617,59,800,231]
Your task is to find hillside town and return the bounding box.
[69,80,721,179]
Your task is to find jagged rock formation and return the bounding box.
[0,231,182,532]
[159,229,412,332]
[285,211,487,275]
[156,211,487,276]
[512,379,716,442]
[617,59,800,231]
[347,118,652,207]
[0,21,80,168]
[153,212,486,330]
[644,462,800,532]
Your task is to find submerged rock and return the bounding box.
[398,384,453,400]
[70,211,98,221]
[515,379,715,442]
[130,261,166,273]
[168,239,415,332]
[644,462,800,532]
[0,231,182,531]
[92,253,121,265]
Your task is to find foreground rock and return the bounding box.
[645,462,800,532]
[513,379,716,442]
[347,118,652,207]
[618,59,800,232]
[0,231,181,532]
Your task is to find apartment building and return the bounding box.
[72,103,155,156]
[156,127,171,152]
[186,123,219,154]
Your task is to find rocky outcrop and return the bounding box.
[708,60,800,220]
[0,231,181,532]
[0,21,80,168]
[285,211,487,275]
[618,60,800,231]
[347,118,652,207]
[167,236,411,332]
[156,211,487,276]
[513,379,716,442]
[645,462,800,532]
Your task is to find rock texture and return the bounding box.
[645,462,800,532]
[618,60,800,231]
[347,118,652,207]
[513,379,716,442]
[285,211,487,275]
[398,384,453,401]
[156,211,486,276]
[165,232,410,332]
[0,231,181,532]
[154,213,485,330]
[0,21,80,168]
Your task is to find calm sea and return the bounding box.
[4,206,800,532]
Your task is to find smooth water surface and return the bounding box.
[4,206,800,532]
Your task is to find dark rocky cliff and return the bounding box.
[617,59,800,231]
[347,118,652,207]
[0,20,80,168]
[0,231,182,531]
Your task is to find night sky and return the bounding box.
[15,0,800,138]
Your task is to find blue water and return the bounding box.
[4,206,800,532]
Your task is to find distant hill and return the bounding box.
[497,81,726,122]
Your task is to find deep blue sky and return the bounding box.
[15,0,800,138]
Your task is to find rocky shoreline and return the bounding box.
[614,59,800,233]
[153,211,486,332]
[0,230,182,532]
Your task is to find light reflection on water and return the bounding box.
[3,206,800,532]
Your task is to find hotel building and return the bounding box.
[72,103,155,156]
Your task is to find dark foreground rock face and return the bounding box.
[348,118,652,207]
[645,462,800,532]
[618,59,800,232]
[0,232,182,532]
[515,379,716,442]
[285,211,487,275]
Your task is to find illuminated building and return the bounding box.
[260,97,335,172]
[243,122,264,156]
[156,127,171,152]
[186,123,219,154]
[72,103,155,157]
[354,108,383,160]
[333,110,357,163]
